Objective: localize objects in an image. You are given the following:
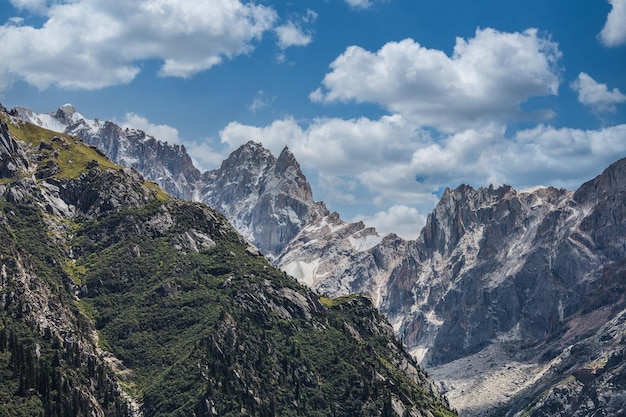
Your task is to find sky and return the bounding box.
[0,0,625,240]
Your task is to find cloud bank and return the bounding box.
[217,27,625,234]
[311,28,561,132]
[0,0,282,89]
[599,0,626,47]
[220,115,626,231]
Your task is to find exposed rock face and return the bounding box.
[0,121,29,178]
[198,141,329,257]
[277,211,408,304]
[387,160,626,366]
[12,103,626,416]
[392,160,626,416]
[0,108,455,417]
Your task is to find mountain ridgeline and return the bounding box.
[13,104,626,417]
[0,107,456,416]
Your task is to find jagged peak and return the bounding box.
[222,141,274,167]
[439,183,518,206]
[574,156,626,203]
[275,144,303,175]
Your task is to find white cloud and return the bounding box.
[311,28,561,132]
[303,9,318,23]
[275,21,313,49]
[571,72,626,114]
[353,205,426,240]
[121,113,182,144]
[409,123,626,191]
[249,90,274,112]
[220,114,420,177]
[184,141,227,172]
[0,0,278,89]
[219,114,626,232]
[8,0,48,14]
[599,0,626,47]
[121,112,225,172]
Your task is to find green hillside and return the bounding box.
[0,114,456,416]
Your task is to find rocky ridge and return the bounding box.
[197,140,329,257]
[0,107,455,416]
[12,103,626,417]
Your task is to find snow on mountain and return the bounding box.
[12,104,626,416]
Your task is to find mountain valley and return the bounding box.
[12,103,626,417]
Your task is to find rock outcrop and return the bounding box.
[0,121,29,178]
[0,105,455,417]
[12,103,626,417]
[198,141,329,257]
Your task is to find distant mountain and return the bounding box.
[13,104,201,200]
[0,106,455,416]
[388,162,626,416]
[13,104,392,285]
[13,103,626,417]
[196,140,329,257]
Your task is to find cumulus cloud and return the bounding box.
[409,123,626,191]
[311,28,561,132]
[121,113,182,144]
[275,21,313,49]
[0,0,278,89]
[220,114,420,177]
[599,0,626,47]
[353,206,426,240]
[571,72,626,114]
[219,114,626,227]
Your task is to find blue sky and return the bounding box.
[1,0,625,239]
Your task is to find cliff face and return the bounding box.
[12,103,626,417]
[390,160,626,416]
[198,141,329,257]
[0,108,455,417]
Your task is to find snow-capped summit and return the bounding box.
[12,104,200,200]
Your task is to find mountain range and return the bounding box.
[0,104,455,416]
[13,103,626,417]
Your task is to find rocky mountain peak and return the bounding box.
[200,141,327,257]
[220,140,274,171]
[574,156,626,203]
[420,183,518,256]
[275,145,298,173]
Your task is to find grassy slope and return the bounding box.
[0,115,455,417]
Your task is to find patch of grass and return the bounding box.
[3,115,118,179]
[64,259,88,285]
[319,293,360,308]
[144,181,170,202]
[53,142,117,178]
